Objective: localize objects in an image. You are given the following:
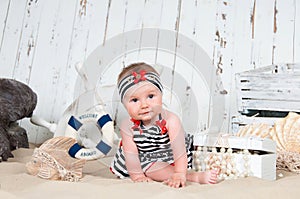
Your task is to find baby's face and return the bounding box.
[123,81,162,125]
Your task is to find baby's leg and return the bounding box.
[187,169,219,184]
[146,162,187,188]
[145,162,219,185]
[145,162,174,181]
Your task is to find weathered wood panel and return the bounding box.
[250,0,275,67]
[295,0,300,63]
[0,0,10,55]
[26,0,78,143]
[236,64,300,113]
[0,0,27,77]
[0,0,299,144]
[272,0,296,63]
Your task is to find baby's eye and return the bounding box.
[148,94,154,99]
[131,98,138,102]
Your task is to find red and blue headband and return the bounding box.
[118,70,163,101]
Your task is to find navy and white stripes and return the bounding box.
[118,72,163,101]
[110,119,193,178]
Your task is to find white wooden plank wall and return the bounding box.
[0,0,299,144]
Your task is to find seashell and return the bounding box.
[284,114,300,153]
[270,118,286,151]
[271,112,300,153]
[237,123,272,139]
[26,136,86,182]
[237,112,300,153]
[236,112,300,173]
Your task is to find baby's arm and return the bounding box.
[164,112,188,187]
[120,122,152,182]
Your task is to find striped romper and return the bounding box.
[110,115,193,178]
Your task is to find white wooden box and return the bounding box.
[193,134,277,180]
[231,115,279,134]
[235,63,300,114]
[233,63,300,133]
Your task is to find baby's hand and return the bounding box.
[131,175,153,183]
[163,173,186,188]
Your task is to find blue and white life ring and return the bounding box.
[65,110,114,160]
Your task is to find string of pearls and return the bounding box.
[193,146,252,180]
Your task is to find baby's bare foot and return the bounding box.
[192,169,219,184]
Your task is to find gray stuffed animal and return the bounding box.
[0,78,37,161]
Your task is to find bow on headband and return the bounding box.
[118,70,163,101]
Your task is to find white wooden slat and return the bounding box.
[236,62,275,75]
[122,0,145,31]
[179,0,205,50]
[85,0,110,56]
[66,0,109,99]
[251,0,275,67]
[120,0,178,65]
[232,115,280,133]
[237,72,300,80]
[154,0,179,68]
[0,0,27,77]
[158,0,179,31]
[187,0,217,60]
[239,73,300,79]
[138,0,163,28]
[272,0,295,63]
[119,0,149,64]
[212,0,236,132]
[238,74,300,82]
[135,0,164,62]
[164,1,196,89]
[126,0,164,64]
[213,0,235,74]
[178,0,216,84]
[294,0,300,63]
[240,99,300,112]
[176,0,219,130]
[237,77,300,86]
[238,64,300,75]
[231,0,255,73]
[232,115,280,126]
[103,0,127,43]
[239,90,300,101]
[25,0,77,144]
[12,0,44,84]
[238,80,300,90]
[239,70,279,76]
[0,0,10,52]
[158,0,181,100]
[229,0,256,133]
[40,0,77,119]
[11,0,46,143]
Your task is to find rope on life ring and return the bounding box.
[65,110,114,160]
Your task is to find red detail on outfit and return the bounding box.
[131,118,142,134]
[110,167,115,174]
[155,119,168,134]
[132,70,147,84]
[131,117,168,135]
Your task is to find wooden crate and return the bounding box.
[231,115,279,134]
[193,134,276,180]
[232,63,300,133]
[235,63,300,114]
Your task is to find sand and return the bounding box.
[1,148,300,199]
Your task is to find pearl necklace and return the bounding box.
[193,146,252,180]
